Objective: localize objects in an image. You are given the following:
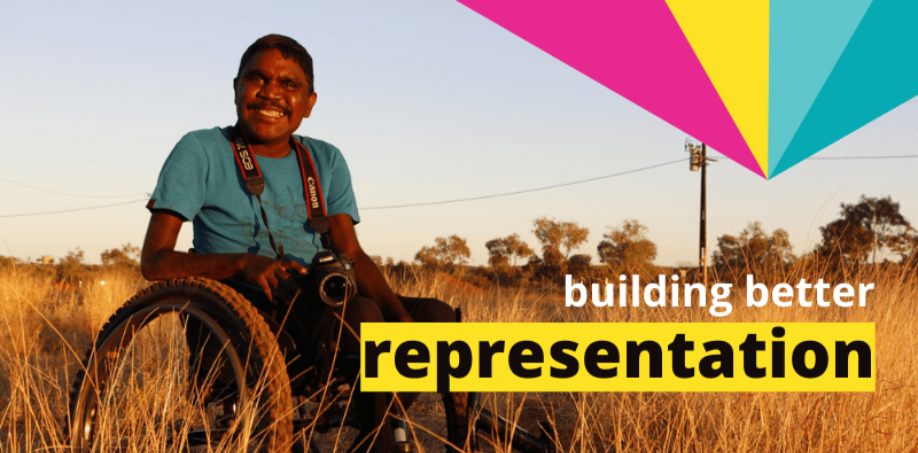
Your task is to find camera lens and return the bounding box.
[319,272,351,307]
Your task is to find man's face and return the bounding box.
[234,48,317,146]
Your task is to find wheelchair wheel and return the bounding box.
[69,278,294,452]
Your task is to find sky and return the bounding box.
[1,0,916,267]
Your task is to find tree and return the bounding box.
[369,255,395,268]
[58,248,86,282]
[597,220,657,279]
[533,217,589,260]
[485,234,534,268]
[414,235,471,271]
[713,222,794,284]
[485,234,535,284]
[568,254,593,278]
[0,256,21,270]
[101,243,141,268]
[532,217,589,276]
[817,195,914,268]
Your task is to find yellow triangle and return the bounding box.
[665,0,769,176]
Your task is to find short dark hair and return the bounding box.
[238,34,315,93]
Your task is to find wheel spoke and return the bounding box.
[70,279,294,452]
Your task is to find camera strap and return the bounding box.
[228,126,331,258]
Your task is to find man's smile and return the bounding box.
[251,106,288,119]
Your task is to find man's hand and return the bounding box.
[142,211,308,304]
[142,210,405,315]
[239,253,307,304]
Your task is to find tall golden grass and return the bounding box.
[1,261,915,452]
[0,264,146,451]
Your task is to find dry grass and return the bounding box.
[1,262,916,452]
[0,265,146,451]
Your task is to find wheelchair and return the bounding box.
[69,277,556,452]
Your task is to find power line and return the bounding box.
[0,159,687,217]
[706,152,918,161]
[0,175,150,199]
[3,152,914,203]
[810,154,918,160]
[363,158,688,210]
[0,199,148,218]
[3,152,915,217]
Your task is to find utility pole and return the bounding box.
[687,140,716,287]
[700,143,707,287]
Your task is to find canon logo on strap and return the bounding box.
[229,126,328,236]
[306,176,320,208]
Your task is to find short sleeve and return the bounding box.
[148,132,209,221]
[303,138,360,225]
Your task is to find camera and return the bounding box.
[294,250,357,307]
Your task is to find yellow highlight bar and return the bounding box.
[361,323,874,392]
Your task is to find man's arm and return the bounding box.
[326,213,413,323]
[141,210,306,303]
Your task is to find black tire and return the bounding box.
[443,391,478,453]
[69,278,294,452]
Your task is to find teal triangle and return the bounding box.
[773,0,918,177]
[769,0,873,176]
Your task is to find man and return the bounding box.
[141,34,457,453]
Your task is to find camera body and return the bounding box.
[294,250,357,307]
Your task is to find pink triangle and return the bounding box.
[457,0,763,177]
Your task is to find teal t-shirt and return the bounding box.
[149,127,360,267]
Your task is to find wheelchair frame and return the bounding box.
[68,278,555,453]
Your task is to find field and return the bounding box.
[0,263,916,452]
